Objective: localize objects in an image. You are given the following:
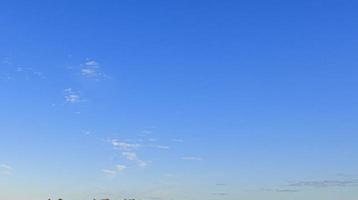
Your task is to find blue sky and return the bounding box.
[1,1,358,200]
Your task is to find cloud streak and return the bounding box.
[122,152,147,167]
[81,59,107,80]
[287,180,358,188]
[102,164,126,176]
[64,88,82,104]
[0,164,13,175]
[275,189,300,193]
[111,139,141,151]
[181,156,203,161]
[212,193,228,196]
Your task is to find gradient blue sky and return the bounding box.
[1,1,358,200]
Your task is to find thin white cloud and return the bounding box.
[0,164,12,170]
[83,130,92,136]
[153,145,170,150]
[171,139,184,143]
[287,180,358,188]
[122,152,147,167]
[148,138,158,142]
[141,130,153,134]
[82,67,98,78]
[64,88,81,104]
[122,152,138,161]
[216,183,228,186]
[137,161,148,168]
[111,139,141,151]
[81,59,107,80]
[275,189,300,193]
[181,156,203,161]
[101,169,117,176]
[1,63,44,81]
[116,164,126,172]
[102,164,126,176]
[16,67,45,79]
[0,164,13,175]
[85,60,98,66]
[212,193,228,196]
[0,73,13,81]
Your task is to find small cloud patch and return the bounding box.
[64,88,82,104]
[0,164,13,175]
[287,180,358,188]
[81,59,107,80]
[111,139,141,151]
[181,156,203,161]
[102,164,126,176]
[212,193,228,196]
[122,152,147,167]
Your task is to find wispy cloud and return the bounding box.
[122,152,138,161]
[275,189,300,193]
[0,164,13,175]
[1,56,12,65]
[261,188,300,193]
[83,130,92,136]
[148,144,170,150]
[0,61,44,81]
[116,164,126,172]
[101,169,117,176]
[171,139,184,143]
[81,59,107,80]
[212,193,228,196]
[181,156,203,161]
[102,164,126,176]
[111,139,141,151]
[287,179,358,188]
[141,130,153,135]
[336,173,357,178]
[0,73,13,81]
[64,88,82,104]
[109,131,172,170]
[148,138,158,142]
[216,183,228,186]
[122,152,147,167]
[16,67,45,79]
[155,145,170,150]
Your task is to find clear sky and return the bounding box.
[1,1,358,200]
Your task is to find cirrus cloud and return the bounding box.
[111,139,141,151]
[64,88,82,104]
[102,164,126,176]
[0,164,13,175]
[122,152,147,167]
[81,59,108,80]
[181,156,203,161]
